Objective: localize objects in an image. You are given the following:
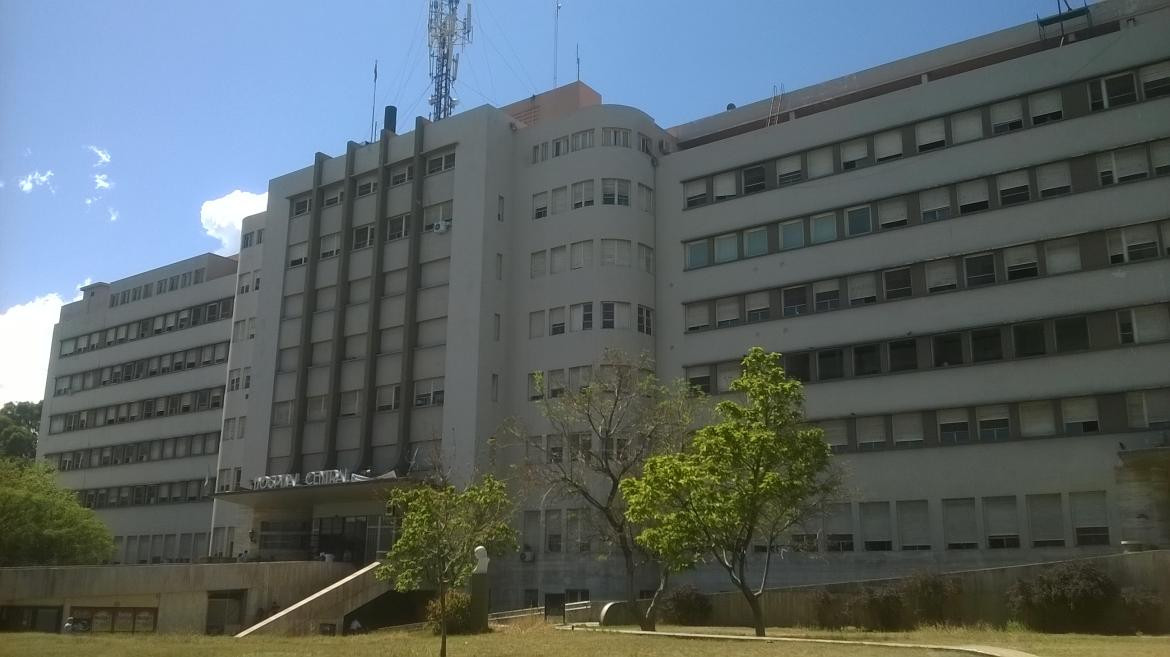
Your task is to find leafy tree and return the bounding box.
[0,401,41,460]
[376,475,517,657]
[622,347,841,637]
[0,457,113,566]
[517,350,700,630]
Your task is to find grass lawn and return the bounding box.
[644,624,1170,657]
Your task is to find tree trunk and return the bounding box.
[737,582,766,637]
[619,540,653,631]
[439,581,448,657]
[644,568,669,629]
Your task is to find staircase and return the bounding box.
[235,561,389,637]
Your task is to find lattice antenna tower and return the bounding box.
[428,0,473,122]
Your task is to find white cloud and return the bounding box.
[94,173,112,190]
[87,145,111,167]
[107,208,119,222]
[84,197,94,206]
[17,170,54,193]
[0,180,5,189]
[0,279,90,405]
[200,189,267,254]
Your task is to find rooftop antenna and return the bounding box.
[369,60,378,142]
[576,43,580,81]
[553,1,563,87]
[428,0,473,122]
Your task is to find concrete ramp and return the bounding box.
[236,561,389,636]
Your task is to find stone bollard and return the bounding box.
[469,545,490,633]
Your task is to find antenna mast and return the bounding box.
[553,1,562,87]
[428,0,473,122]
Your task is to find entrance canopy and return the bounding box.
[216,477,414,511]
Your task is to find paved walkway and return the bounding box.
[559,625,1040,657]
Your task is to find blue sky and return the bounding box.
[0,0,1057,402]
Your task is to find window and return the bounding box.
[743,227,767,257]
[893,413,923,445]
[943,498,978,549]
[926,260,958,293]
[548,307,566,335]
[1019,401,1055,437]
[938,409,970,444]
[287,242,308,268]
[853,345,881,376]
[385,213,408,241]
[568,366,591,392]
[783,353,810,382]
[971,328,1003,362]
[426,151,455,174]
[977,405,1010,441]
[550,246,567,274]
[742,165,766,194]
[1071,491,1109,546]
[715,297,739,327]
[1107,225,1159,263]
[1140,61,1170,99]
[601,301,630,329]
[817,349,844,380]
[847,273,876,306]
[1062,397,1099,433]
[1054,317,1090,352]
[883,268,912,300]
[916,118,946,152]
[551,135,568,157]
[888,339,917,371]
[422,201,453,231]
[776,155,802,186]
[1098,147,1149,185]
[376,384,400,411]
[545,509,562,552]
[877,198,908,229]
[1089,73,1137,110]
[319,233,340,259]
[637,243,654,273]
[714,362,739,393]
[241,231,255,248]
[957,179,989,213]
[898,500,931,549]
[570,240,593,269]
[570,129,594,151]
[686,366,711,394]
[529,251,546,278]
[550,187,567,214]
[356,179,378,197]
[1028,494,1064,547]
[602,127,630,147]
[1044,238,1081,274]
[824,504,854,552]
[639,132,653,154]
[684,180,707,207]
[637,305,653,335]
[1126,388,1170,428]
[984,496,1020,549]
[528,311,545,338]
[780,220,804,249]
[601,239,631,266]
[292,197,311,217]
[782,286,807,317]
[997,170,1030,205]
[1004,244,1038,279]
[860,502,892,550]
[951,110,984,144]
[570,302,592,331]
[873,130,901,162]
[1013,322,1047,357]
[745,291,770,322]
[413,378,445,407]
[352,224,374,250]
[919,187,951,223]
[713,234,738,263]
[1029,88,1063,124]
[339,391,360,416]
[1153,139,1170,175]
[602,178,630,205]
[637,183,654,212]
[810,213,836,243]
[990,99,1023,134]
[807,147,833,178]
[685,303,710,331]
[845,205,872,236]
[390,163,414,186]
[840,139,868,170]
[964,254,995,287]
[322,189,343,207]
[933,333,963,367]
[532,192,548,219]
[813,280,839,311]
[571,179,594,208]
[712,172,736,201]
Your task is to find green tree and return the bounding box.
[622,347,841,637]
[0,457,113,566]
[376,474,517,657]
[518,350,700,630]
[0,401,41,460]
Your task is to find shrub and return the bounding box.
[660,585,712,626]
[842,586,912,631]
[1006,562,1118,632]
[425,590,475,635]
[1120,587,1165,634]
[900,571,962,625]
[812,589,848,629]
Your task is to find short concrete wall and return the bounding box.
[701,550,1170,628]
[0,561,354,634]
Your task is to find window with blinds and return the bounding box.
[686,366,710,394]
[874,130,902,161]
[1152,139,1170,175]
[950,110,983,143]
[1108,225,1160,263]
[1028,494,1065,547]
[1018,401,1055,436]
[861,502,892,551]
[713,172,737,201]
[807,147,834,178]
[684,180,707,207]
[920,187,951,222]
[957,179,989,213]
[1071,491,1110,546]
[1004,244,1039,280]
[856,416,886,447]
[823,503,854,552]
[847,273,876,306]
[777,155,803,186]
[819,419,848,447]
[916,118,946,151]
[1061,397,1099,434]
[813,279,840,311]
[1098,147,1149,185]
[1037,162,1071,197]
[841,139,869,170]
[685,303,709,331]
[893,413,924,444]
[998,170,1030,205]
[714,234,738,263]
[1139,60,1170,99]
[811,213,837,243]
[926,259,958,293]
[715,298,739,327]
[897,500,931,550]
[877,199,908,228]
[976,405,1010,441]
[937,408,970,444]
[943,498,978,549]
[1127,388,1170,428]
[782,286,808,317]
[716,362,740,393]
[746,291,770,322]
[990,99,1023,133]
[1044,238,1081,274]
[1134,305,1170,342]
[983,496,1020,548]
[1029,89,1063,124]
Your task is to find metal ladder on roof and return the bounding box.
[765,83,785,127]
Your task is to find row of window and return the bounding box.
[528,302,654,338]
[530,127,653,163]
[276,316,445,374]
[280,260,450,321]
[109,266,208,309]
[59,297,234,358]
[684,219,1170,332]
[108,532,207,565]
[47,385,226,434]
[77,477,216,509]
[687,304,1170,390]
[527,365,594,402]
[530,240,654,278]
[682,59,1170,209]
[524,429,636,464]
[237,269,261,294]
[289,150,456,218]
[222,415,247,441]
[45,431,221,472]
[231,317,257,341]
[269,377,445,427]
[532,179,654,218]
[684,138,1170,270]
[776,491,1109,553]
[53,341,230,397]
[240,228,265,249]
[227,366,252,392]
[287,201,454,268]
[215,466,245,493]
